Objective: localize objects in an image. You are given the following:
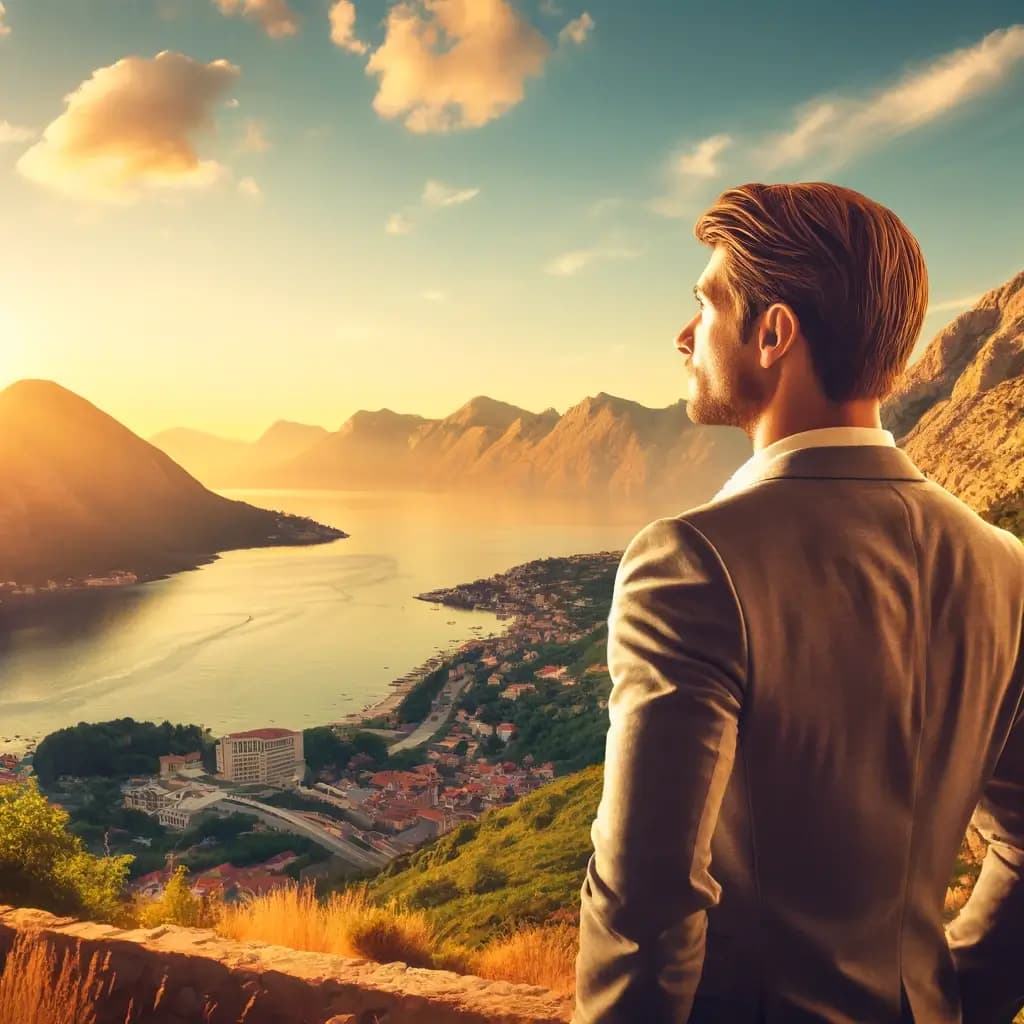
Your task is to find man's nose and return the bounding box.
[676,318,695,353]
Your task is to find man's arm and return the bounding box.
[573,516,747,1024]
[946,660,1024,1024]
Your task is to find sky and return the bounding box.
[0,0,1022,440]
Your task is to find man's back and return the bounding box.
[573,444,1024,1023]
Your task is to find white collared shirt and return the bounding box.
[715,426,897,500]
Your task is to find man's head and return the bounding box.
[675,182,929,435]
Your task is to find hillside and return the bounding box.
[365,765,602,948]
[882,269,1023,514]
[0,380,346,588]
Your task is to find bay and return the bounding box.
[0,490,670,754]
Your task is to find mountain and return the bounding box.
[0,380,346,588]
[273,409,436,489]
[151,393,751,507]
[149,420,329,489]
[882,270,1024,514]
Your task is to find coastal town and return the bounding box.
[1,549,622,905]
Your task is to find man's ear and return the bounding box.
[757,303,798,368]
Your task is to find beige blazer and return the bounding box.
[573,445,1024,1023]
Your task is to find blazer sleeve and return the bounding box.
[946,668,1024,1024]
[573,516,748,1024]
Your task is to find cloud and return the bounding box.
[545,245,641,277]
[651,24,1024,218]
[329,0,368,53]
[0,120,33,144]
[758,25,1024,171]
[421,289,447,302]
[386,212,415,235]
[539,0,563,14]
[366,0,549,133]
[238,176,263,200]
[0,2,10,37]
[16,51,239,203]
[422,178,480,206]
[213,0,299,39]
[224,97,240,109]
[558,12,593,46]
[926,293,984,315]
[239,118,270,152]
[674,133,732,178]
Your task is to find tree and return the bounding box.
[0,778,132,922]
[350,732,389,764]
[303,726,350,772]
[137,865,211,928]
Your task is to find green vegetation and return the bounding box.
[32,718,213,787]
[453,627,613,773]
[397,664,449,723]
[136,864,215,927]
[303,726,351,773]
[0,778,132,922]
[365,764,602,948]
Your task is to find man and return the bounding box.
[573,182,1024,1024]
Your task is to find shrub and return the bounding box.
[0,778,132,922]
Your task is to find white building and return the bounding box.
[157,790,224,830]
[216,728,305,788]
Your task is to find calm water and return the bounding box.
[0,490,670,753]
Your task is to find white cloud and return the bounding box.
[926,293,984,315]
[545,245,641,277]
[239,118,270,153]
[238,176,263,200]
[0,120,33,144]
[421,289,447,302]
[213,0,299,39]
[650,24,1024,218]
[386,212,414,235]
[16,51,239,204]
[539,0,563,14]
[0,2,10,37]
[329,0,368,53]
[559,12,593,46]
[366,0,550,133]
[422,178,480,206]
[674,133,732,178]
[757,24,1024,171]
[224,97,240,109]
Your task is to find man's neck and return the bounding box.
[751,399,883,451]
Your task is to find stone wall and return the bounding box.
[0,905,574,1024]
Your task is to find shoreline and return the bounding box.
[330,627,508,730]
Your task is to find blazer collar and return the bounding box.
[749,444,928,486]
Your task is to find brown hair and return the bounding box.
[693,182,928,402]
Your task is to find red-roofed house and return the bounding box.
[496,724,517,743]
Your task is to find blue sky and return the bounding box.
[0,0,1021,438]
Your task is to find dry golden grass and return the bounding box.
[465,921,579,997]
[0,930,113,1024]
[215,881,441,969]
[212,880,579,991]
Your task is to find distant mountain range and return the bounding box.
[0,380,346,589]
[151,393,752,507]
[881,269,1023,514]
